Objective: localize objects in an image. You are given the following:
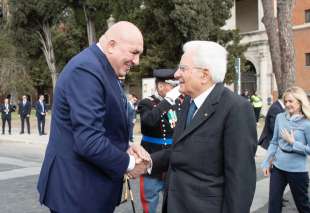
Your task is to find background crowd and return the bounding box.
[0,95,48,135]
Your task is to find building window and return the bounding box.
[305,10,310,23]
[306,53,310,66]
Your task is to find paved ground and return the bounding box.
[0,118,306,213]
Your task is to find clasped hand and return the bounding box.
[126,144,151,179]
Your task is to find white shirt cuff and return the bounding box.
[127,155,135,171]
[147,159,153,174]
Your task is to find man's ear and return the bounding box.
[201,69,210,82]
[106,40,116,53]
[157,83,163,90]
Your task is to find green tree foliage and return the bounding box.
[53,8,87,70]
[0,29,34,98]
[114,0,247,84]
[9,0,87,90]
[65,0,113,42]
[9,0,66,89]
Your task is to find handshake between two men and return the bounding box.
[126,144,151,179]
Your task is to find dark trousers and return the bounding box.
[253,107,261,122]
[20,116,30,133]
[37,115,45,135]
[268,166,310,213]
[2,116,11,134]
[50,210,58,213]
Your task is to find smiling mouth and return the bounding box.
[125,64,133,72]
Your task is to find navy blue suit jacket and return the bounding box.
[258,100,285,149]
[18,101,31,117]
[0,104,14,119]
[35,101,47,117]
[37,44,130,213]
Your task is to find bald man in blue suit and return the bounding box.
[37,21,150,213]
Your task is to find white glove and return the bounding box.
[165,85,181,105]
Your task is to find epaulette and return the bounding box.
[146,96,155,101]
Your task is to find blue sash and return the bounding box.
[142,135,173,145]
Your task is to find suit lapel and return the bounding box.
[90,44,129,133]
[174,83,224,143]
[173,97,190,141]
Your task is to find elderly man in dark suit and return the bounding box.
[37,21,150,213]
[151,41,257,213]
[258,95,285,149]
[18,95,31,134]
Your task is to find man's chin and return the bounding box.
[118,70,129,77]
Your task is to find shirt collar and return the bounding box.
[96,42,104,53]
[278,99,285,109]
[192,84,216,110]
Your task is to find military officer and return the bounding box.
[138,68,181,213]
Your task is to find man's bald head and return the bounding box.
[102,21,143,44]
[99,21,144,77]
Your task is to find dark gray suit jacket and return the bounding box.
[152,83,257,213]
[258,100,285,149]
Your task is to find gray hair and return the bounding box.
[183,41,227,83]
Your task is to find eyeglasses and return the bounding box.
[177,64,205,72]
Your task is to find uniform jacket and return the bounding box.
[18,101,31,117]
[152,83,257,213]
[258,100,284,149]
[37,44,130,213]
[138,95,181,178]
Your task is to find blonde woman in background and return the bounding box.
[262,86,310,213]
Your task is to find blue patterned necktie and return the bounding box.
[186,101,197,127]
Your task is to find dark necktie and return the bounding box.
[186,101,197,127]
[117,80,128,114]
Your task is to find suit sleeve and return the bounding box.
[222,99,257,213]
[151,148,171,174]
[267,106,279,135]
[65,66,129,179]
[45,103,48,113]
[261,115,281,168]
[35,102,39,113]
[18,103,21,115]
[27,103,31,115]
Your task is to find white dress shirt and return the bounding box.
[192,84,216,116]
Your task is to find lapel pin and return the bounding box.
[204,113,208,117]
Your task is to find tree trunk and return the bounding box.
[1,0,10,24]
[38,22,58,90]
[261,0,296,97]
[83,5,96,46]
[277,0,296,91]
[261,0,283,96]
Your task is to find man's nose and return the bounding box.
[132,55,140,65]
[174,69,181,79]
